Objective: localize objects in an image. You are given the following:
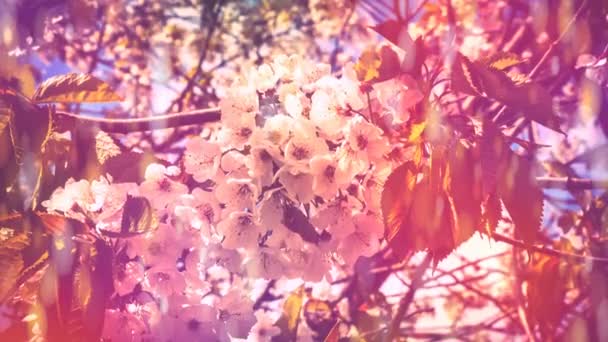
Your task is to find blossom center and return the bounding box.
[292,146,309,160]
[219,309,230,321]
[238,184,252,197]
[238,215,253,226]
[187,319,200,331]
[239,127,252,138]
[148,242,163,255]
[259,149,272,162]
[356,135,368,150]
[324,165,335,181]
[158,178,172,191]
[199,203,215,222]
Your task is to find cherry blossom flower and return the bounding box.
[91,178,136,221]
[215,290,257,339]
[219,150,250,179]
[102,309,149,341]
[309,87,348,139]
[184,136,221,182]
[185,243,242,277]
[170,304,227,341]
[247,145,276,188]
[276,169,314,204]
[297,61,331,89]
[114,260,145,296]
[362,165,393,213]
[309,154,351,200]
[283,124,328,172]
[244,247,291,279]
[283,91,309,117]
[257,190,291,247]
[127,223,191,268]
[338,212,383,265]
[216,211,263,250]
[346,116,390,169]
[174,188,221,238]
[139,163,188,210]
[283,244,331,282]
[215,178,258,211]
[373,75,423,122]
[42,178,96,215]
[336,62,366,110]
[272,54,302,81]
[312,198,357,240]
[220,86,259,129]
[252,63,279,92]
[258,114,296,147]
[219,114,257,150]
[247,310,281,341]
[144,266,186,297]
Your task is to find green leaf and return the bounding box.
[32,73,122,104]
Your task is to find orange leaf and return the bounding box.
[381,161,417,245]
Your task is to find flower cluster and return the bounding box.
[43,46,423,340]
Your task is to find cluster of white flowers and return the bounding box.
[43,48,424,341]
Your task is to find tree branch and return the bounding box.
[492,232,608,263]
[54,107,221,133]
[387,252,432,339]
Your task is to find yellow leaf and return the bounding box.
[407,120,427,142]
[355,49,381,83]
[483,51,524,70]
[32,73,122,104]
[283,286,304,331]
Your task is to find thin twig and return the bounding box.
[535,176,608,190]
[492,232,608,264]
[493,0,589,124]
[168,0,224,112]
[387,252,432,339]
